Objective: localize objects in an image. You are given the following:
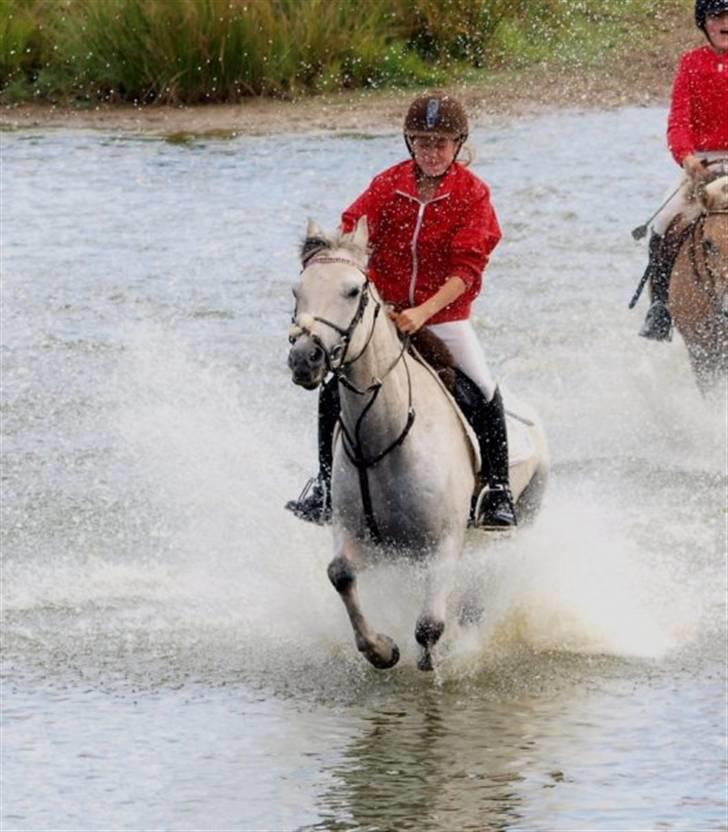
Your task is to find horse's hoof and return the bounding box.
[417,650,435,672]
[361,634,400,670]
[415,617,444,649]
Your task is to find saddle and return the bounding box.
[408,328,489,421]
[408,328,457,392]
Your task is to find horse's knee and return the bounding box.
[415,616,445,649]
[328,556,355,593]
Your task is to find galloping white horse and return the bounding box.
[287,218,548,671]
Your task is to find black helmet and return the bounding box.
[403,91,469,141]
[695,0,728,29]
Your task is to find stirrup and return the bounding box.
[474,484,517,530]
[285,476,331,525]
[639,301,672,342]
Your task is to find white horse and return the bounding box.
[287,218,549,671]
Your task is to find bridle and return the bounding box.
[289,253,417,540]
[289,256,379,374]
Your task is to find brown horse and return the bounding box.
[669,174,728,393]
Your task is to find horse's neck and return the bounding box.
[338,317,411,431]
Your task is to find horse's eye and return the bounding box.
[703,239,719,257]
[346,286,360,299]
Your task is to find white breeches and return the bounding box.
[428,319,496,401]
[653,151,728,235]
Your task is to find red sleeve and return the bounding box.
[341,190,371,234]
[447,186,502,289]
[667,53,695,165]
[341,176,384,235]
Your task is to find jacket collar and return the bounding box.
[396,159,460,199]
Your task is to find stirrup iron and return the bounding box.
[474,484,517,530]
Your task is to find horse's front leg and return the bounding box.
[415,533,462,671]
[327,538,400,670]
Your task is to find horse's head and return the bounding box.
[698,174,728,213]
[288,217,373,389]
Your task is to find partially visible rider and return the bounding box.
[638,0,728,340]
[286,90,517,529]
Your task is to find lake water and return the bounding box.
[1,105,726,831]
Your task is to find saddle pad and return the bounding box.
[502,388,537,467]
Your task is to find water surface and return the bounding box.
[1,106,725,831]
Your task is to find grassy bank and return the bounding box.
[1,0,690,106]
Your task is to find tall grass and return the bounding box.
[0,0,690,104]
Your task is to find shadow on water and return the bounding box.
[309,687,533,832]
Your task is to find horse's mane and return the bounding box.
[300,228,368,267]
[699,174,728,212]
[681,172,728,222]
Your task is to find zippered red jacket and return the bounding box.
[341,160,502,325]
[667,45,728,165]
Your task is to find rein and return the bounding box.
[289,253,417,541]
[337,334,415,543]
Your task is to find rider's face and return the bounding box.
[410,135,459,177]
[705,11,728,54]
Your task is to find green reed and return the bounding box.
[0,0,690,104]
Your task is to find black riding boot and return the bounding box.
[639,232,673,341]
[285,378,339,524]
[454,375,516,529]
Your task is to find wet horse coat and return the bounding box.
[287,218,549,670]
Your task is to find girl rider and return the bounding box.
[286,91,517,529]
[639,0,728,340]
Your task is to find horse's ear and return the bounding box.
[351,216,369,251]
[306,218,325,239]
[301,218,330,265]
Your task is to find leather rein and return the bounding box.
[290,254,416,540]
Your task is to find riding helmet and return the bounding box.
[403,91,469,141]
[695,0,728,30]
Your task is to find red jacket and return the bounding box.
[341,160,501,324]
[667,45,728,165]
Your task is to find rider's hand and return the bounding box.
[683,154,707,180]
[393,306,430,334]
